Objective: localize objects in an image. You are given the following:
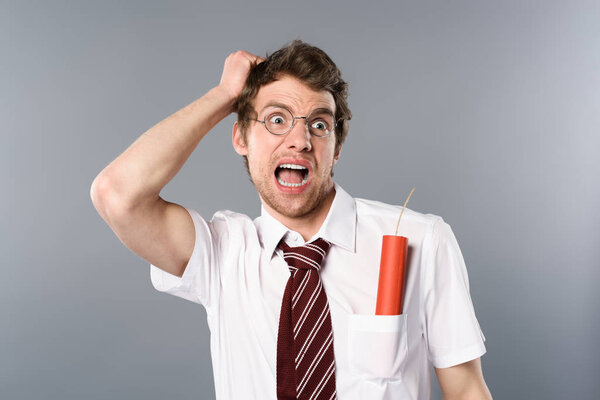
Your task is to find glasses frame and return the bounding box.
[250,106,338,138]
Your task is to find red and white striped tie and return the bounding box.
[276,238,337,400]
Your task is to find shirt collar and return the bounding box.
[258,182,356,258]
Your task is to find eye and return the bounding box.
[310,120,328,131]
[269,115,286,125]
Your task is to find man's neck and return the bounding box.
[263,187,336,242]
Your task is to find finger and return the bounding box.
[236,50,264,64]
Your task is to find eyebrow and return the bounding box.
[259,102,334,115]
[259,102,290,113]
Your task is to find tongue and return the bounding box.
[278,168,304,184]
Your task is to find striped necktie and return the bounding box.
[276,237,337,400]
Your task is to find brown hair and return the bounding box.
[235,40,352,156]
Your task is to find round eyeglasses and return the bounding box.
[250,106,337,137]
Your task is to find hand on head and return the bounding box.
[219,51,265,104]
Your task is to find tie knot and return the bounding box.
[277,237,331,271]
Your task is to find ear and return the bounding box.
[333,144,342,165]
[232,121,248,156]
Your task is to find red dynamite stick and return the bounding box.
[375,187,415,315]
[375,235,408,315]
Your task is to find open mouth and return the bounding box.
[275,163,309,187]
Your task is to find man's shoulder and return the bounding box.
[211,209,255,221]
[354,196,442,228]
[187,208,258,234]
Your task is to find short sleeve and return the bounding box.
[150,207,228,310]
[422,217,487,369]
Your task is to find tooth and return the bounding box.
[279,163,307,170]
[277,176,306,187]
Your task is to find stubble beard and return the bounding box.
[247,156,335,219]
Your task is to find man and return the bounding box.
[91,40,492,399]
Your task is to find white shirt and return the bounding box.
[150,183,486,400]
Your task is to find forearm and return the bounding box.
[92,85,233,208]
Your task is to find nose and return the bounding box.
[284,118,312,152]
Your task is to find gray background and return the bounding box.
[2,0,599,399]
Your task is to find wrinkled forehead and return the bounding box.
[253,75,335,116]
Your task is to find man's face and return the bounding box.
[233,75,340,220]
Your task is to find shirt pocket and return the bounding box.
[347,314,409,380]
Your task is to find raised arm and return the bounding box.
[90,51,263,277]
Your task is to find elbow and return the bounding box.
[90,174,111,218]
[90,174,132,223]
[90,174,108,211]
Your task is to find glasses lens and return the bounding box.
[264,107,293,135]
[307,109,335,137]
